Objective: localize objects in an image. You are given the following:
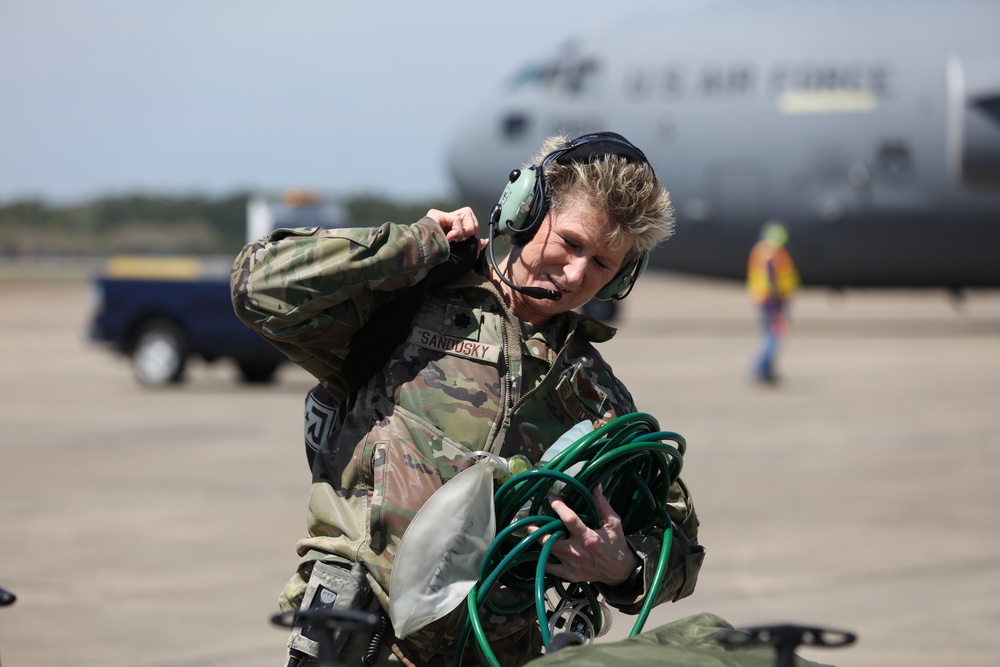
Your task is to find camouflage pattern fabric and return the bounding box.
[525,613,836,667]
[232,219,705,666]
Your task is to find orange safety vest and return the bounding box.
[746,241,800,304]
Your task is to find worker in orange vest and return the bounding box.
[746,221,800,384]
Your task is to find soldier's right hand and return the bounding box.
[426,207,480,243]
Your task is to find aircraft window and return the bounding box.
[510,58,601,95]
[502,113,530,139]
[511,65,552,88]
[875,141,913,179]
[563,59,599,94]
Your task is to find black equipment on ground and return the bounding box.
[272,607,381,667]
[715,623,857,667]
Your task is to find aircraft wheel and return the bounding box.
[132,320,188,387]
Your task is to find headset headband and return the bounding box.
[545,132,653,173]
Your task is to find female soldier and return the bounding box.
[232,132,704,666]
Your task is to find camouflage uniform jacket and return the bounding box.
[231,218,704,665]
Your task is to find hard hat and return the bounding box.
[763,221,788,247]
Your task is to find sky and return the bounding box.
[0,1,705,205]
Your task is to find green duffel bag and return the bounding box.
[527,613,840,667]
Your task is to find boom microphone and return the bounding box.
[486,224,561,301]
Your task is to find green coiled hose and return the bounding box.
[452,412,685,667]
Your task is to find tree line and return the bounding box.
[0,192,464,257]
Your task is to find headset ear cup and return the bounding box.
[511,195,549,245]
[491,168,538,238]
[594,252,649,301]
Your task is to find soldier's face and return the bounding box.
[506,197,627,323]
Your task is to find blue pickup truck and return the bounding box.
[89,255,288,386]
[88,193,347,387]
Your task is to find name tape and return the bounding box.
[410,327,500,363]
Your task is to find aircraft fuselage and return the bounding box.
[447,0,1000,288]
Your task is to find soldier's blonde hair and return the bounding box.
[530,134,675,261]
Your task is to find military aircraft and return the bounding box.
[446,0,1000,290]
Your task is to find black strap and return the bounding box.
[341,237,479,393]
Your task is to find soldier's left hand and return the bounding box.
[533,485,640,585]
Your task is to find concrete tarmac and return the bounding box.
[2,271,999,667]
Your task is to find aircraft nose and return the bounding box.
[446,116,501,211]
[445,108,540,217]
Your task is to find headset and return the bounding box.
[487,132,653,302]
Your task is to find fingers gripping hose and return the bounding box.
[453,413,685,667]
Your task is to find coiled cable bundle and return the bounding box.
[453,412,685,667]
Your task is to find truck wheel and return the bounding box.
[237,359,279,384]
[132,320,188,387]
